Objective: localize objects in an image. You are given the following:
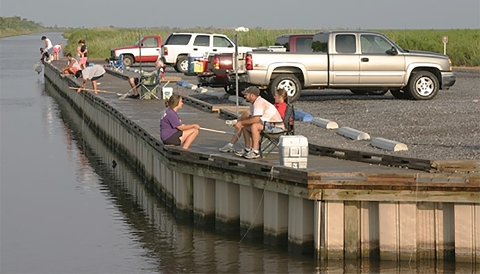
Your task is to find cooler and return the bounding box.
[279,135,308,169]
[188,54,203,73]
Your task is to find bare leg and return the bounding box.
[250,123,263,150]
[230,110,249,144]
[92,80,98,94]
[129,78,139,95]
[243,126,252,149]
[180,128,199,149]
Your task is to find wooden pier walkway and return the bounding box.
[44,61,479,262]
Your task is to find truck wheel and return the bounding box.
[123,55,134,67]
[175,57,189,73]
[405,71,439,100]
[390,89,412,100]
[269,74,301,102]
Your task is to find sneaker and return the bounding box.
[218,144,236,153]
[225,119,237,127]
[235,148,250,157]
[128,94,139,99]
[243,150,260,159]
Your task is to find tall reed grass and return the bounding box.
[63,28,479,66]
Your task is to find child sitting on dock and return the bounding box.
[160,94,200,149]
[61,53,81,75]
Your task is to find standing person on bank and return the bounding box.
[160,94,200,149]
[52,43,62,60]
[41,36,53,62]
[78,40,88,69]
[235,86,283,159]
[75,64,105,94]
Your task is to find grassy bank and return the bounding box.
[63,28,479,66]
[0,16,47,37]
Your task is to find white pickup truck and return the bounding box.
[161,32,253,73]
[238,30,456,102]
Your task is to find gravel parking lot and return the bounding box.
[160,67,479,161]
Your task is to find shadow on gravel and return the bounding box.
[298,91,397,102]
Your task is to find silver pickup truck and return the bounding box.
[237,30,456,102]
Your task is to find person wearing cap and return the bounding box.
[75,64,106,94]
[219,86,283,159]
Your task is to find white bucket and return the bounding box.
[162,87,173,100]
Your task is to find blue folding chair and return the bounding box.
[109,54,125,73]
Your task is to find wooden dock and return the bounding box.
[44,61,479,264]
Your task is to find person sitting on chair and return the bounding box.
[160,94,200,149]
[127,59,165,99]
[274,88,288,118]
[219,87,286,155]
[219,86,283,159]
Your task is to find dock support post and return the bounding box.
[173,171,193,223]
[215,179,240,232]
[193,176,216,228]
[264,191,288,246]
[454,203,479,263]
[288,196,314,254]
[240,185,264,239]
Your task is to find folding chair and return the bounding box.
[109,54,125,73]
[259,104,295,158]
[140,65,165,100]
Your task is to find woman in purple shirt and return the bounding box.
[160,94,200,149]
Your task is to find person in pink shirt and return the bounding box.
[52,43,62,60]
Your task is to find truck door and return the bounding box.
[139,37,161,62]
[359,34,406,85]
[330,34,360,85]
[192,35,211,58]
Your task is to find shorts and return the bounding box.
[46,47,53,55]
[53,47,60,53]
[79,57,88,64]
[163,131,182,146]
[133,77,140,85]
[91,74,104,81]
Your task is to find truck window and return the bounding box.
[296,37,313,52]
[275,36,288,47]
[166,34,191,45]
[194,35,210,47]
[213,36,233,48]
[336,34,356,53]
[311,33,329,52]
[361,34,393,54]
[142,37,158,47]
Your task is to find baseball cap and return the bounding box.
[241,86,260,96]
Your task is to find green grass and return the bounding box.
[62,27,480,66]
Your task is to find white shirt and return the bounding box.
[250,96,283,123]
[82,65,105,80]
[45,38,53,50]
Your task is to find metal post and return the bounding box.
[235,33,239,114]
[139,34,142,74]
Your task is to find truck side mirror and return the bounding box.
[388,47,398,55]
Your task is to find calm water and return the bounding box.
[0,33,474,274]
